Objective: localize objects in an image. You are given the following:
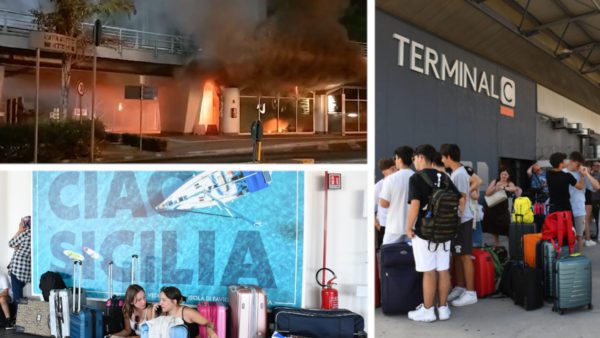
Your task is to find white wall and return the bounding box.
[537,84,600,129]
[302,171,369,328]
[0,170,33,297]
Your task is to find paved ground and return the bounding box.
[91,134,367,163]
[376,233,600,338]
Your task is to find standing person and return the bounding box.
[7,215,31,324]
[483,169,518,247]
[584,163,597,247]
[546,152,584,214]
[379,146,414,245]
[374,158,397,249]
[527,162,548,201]
[440,144,477,307]
[563,152,599,253]
[405,145,462,322]
[591,161,600,240]
[107,284,155,338]
[0,269,13,328]
[156,286,217,338]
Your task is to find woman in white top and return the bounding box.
[109,284,155,337]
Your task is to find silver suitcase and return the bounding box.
[228,285,267,338]
[49,289,72,338]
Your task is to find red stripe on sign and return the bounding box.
[500,106,514,118]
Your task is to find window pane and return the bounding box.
[359,89,367,100]
[345,101,359,132]
[359,100,367,132]
[328,95,342,114]
[260,97,279,134]
[344,88,358,100]
[240,96,259,133]
[279,98,296,133]
[297,99,314,132]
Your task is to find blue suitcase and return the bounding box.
[272,307,366,338]
[380,241,423,314]
[553,254,593,315]
[69,261,104,338]
[140,322,188,338]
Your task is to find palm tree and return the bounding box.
[31,0,136,118]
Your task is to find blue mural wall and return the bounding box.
[32,171,304,307]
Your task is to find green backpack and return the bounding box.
[419,172,461,249]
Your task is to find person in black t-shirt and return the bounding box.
[546,152,584,213]
[405,144,462,323]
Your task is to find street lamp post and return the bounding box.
[34,48,40,163]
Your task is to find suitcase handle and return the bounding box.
[73,260,83,313]
[108,261,113,297]
[131,255,139,285]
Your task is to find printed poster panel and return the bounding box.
[33,171,304,307]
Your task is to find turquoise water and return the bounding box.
[33,171,304,307]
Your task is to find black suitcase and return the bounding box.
[509,222,536,261]
[510,263,544,311]
[380,241,423,314]
[272,307,365,338]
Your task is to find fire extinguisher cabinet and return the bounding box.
[221,87,240,135]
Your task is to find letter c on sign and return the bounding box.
[500,77,515,108]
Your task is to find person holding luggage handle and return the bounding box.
[108,284,155,338]
[156,286,217,338]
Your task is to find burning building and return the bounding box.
[0,0,366,135]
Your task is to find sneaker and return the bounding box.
[585,240,597,247]
[407,303,437,322]
[437,304,451,321]
[447,286,465,302]
[451,290,478,307]
[5,318,15,330]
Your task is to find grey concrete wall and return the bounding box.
[376,9,537,182]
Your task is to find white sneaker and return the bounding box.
[451,290,478,307]
[585,240,597,247]
[407,303,437,322]
[447,286,465,302]
[437,304,451,321]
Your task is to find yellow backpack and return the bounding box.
[512,197,534,224]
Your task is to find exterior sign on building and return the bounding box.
[393,33,516,117]
[29,32,77,54]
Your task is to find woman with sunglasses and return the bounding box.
[109,284,155,337]
[155,286,217,338]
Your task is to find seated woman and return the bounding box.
[156,286,217,338]
[109,284,155,338]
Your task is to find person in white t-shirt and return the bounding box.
[375,157,397,249]
[441,144,477,307]
[0,269,13,327]
[380,146,414,245]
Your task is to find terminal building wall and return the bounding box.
[376,10,537,184]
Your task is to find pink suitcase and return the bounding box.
[228,285,267,338]
[197,302,226,338]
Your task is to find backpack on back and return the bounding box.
[418,172,460,249]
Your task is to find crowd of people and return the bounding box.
[375,144,600,322]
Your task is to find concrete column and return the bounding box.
[221,88,240,134]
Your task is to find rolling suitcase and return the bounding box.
[197,302,226,338]
[509,222,536,261]
[553,254,593,315]
[50,289,72,338]
[523,233,542,268]
[69,260,104,338]
[15,298,52,336]
[272,307,366,338]
[105,261,125,334]
[375,251,380,308]
[472,248,495,298]
[510,263,543,311]
[536,240,571,300]
[228,285,267,338]
[140,322,188,338]
[380,241,423,314]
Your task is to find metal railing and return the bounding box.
[0,9,194,56]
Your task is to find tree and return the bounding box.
[31,0,135,119]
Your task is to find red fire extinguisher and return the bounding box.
[316,268,338,309]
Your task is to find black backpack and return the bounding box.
[39,271,67,301]
[418,172,460,250]
[105,295,125,334]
